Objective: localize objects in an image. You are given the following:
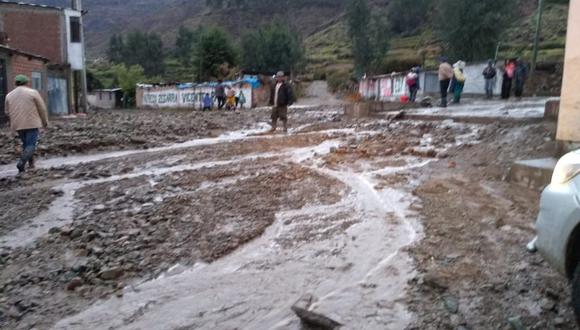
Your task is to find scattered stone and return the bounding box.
[59,226,74,236]
[91,246,104,255]
[436,150,449,159]
[508,316,526,330]
[412,147,437,158]
[539,298,555,311]
[291,294,342,329]
[422,272,449,290]
[98,267,124,281]
[66,277,84,291]
[553,317,565,326]
[48,227,61,235]
[93,204,108,213]
[443,296,459,314]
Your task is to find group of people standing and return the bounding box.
[432,57,530,107]
[483,58,529,100]
[436,57,467,107]
[203,80,247,111]
[499,59,529,99]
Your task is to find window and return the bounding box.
[70,17,81,43]
[31,72,42,91]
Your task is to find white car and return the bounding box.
[535,149,580,324]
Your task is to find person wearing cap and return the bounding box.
[268,71,293,133]
[438,57,454,107]
[5,74,48,173]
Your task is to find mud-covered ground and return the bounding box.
[0,104,576,330]
[0,107,340,166]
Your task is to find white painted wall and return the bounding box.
[461,62,502,95]
[360,62,505,101]
[64,9,84,70]
[141,85,253,110]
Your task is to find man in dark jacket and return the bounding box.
[215,80,226,110]
[482,60,497,99]
[269,71,293,133]
[514,60,529,99]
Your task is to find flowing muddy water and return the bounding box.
[49,129,426,329]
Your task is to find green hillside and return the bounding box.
[305,1,569,79]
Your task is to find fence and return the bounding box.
[359,61,504,101]
[137,82,254,110]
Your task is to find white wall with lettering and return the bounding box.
[141,85,253,109]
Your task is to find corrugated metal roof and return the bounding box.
[0,1,65,11]
[0,44,49,62]
[94,88,122,92]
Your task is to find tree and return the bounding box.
[107,34,125,64]
[437,0,515,61]
[192,27,238,81]
[387,0,431,35]
[241,21,304,74]
[175,26,195,65]
[369,12,390,72]
[124,31,165,77]
[347,0,390,77]
[111,64,145,106]
[348,0,371,76]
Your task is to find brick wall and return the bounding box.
[9,54,48,101]
[1,8,64,64]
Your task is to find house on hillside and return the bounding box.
[0,0,87,120]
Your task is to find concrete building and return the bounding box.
[0,0,87,117]
[556,0,580,146]
[88,88,122,109]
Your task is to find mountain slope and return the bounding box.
[17,0,569,74]
[20,0,349,58]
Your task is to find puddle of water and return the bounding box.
[0,182,80,248]
[0,124,273,178]
[53,150,428,330]
[0,139,343,249]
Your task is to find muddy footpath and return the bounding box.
[0,105,576,330]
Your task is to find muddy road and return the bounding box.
[0,103,576,329]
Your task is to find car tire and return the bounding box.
[573,264,580,325]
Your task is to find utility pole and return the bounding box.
[494,42,501,63]
[198,29,203,83]
[72,0,89,113]
[532,0,544,73]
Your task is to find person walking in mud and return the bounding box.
[268,71,293,134]
[4,74,48,174]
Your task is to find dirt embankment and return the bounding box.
[406,122,577,329]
